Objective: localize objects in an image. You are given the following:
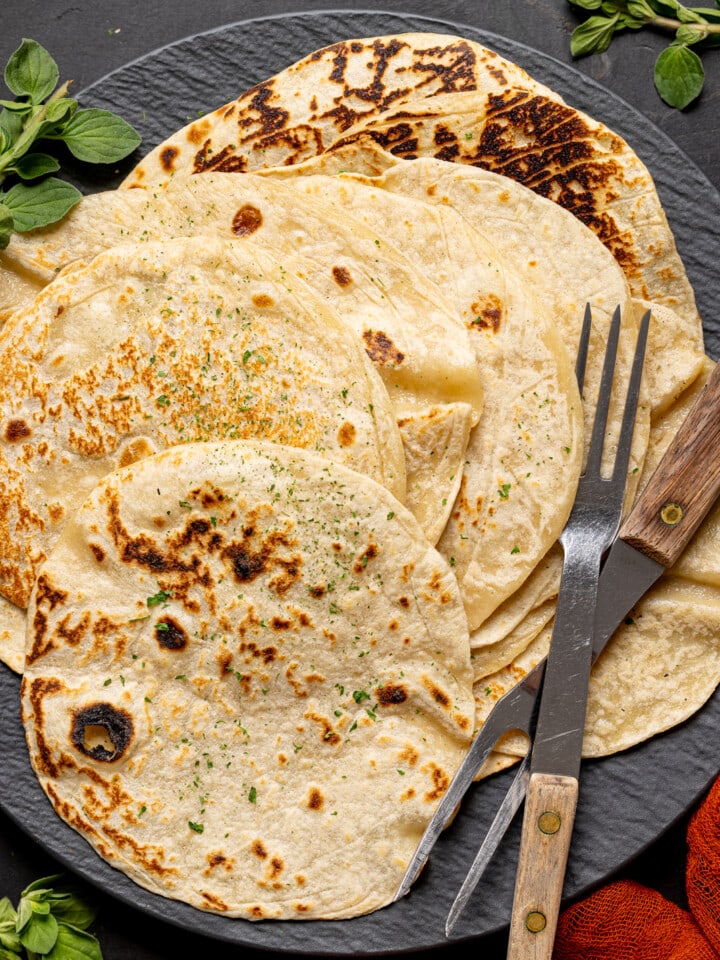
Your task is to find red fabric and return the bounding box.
[553,879,718,959]
[687,776,720,954]
[552,773,720,958]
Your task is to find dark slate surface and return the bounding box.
[1,4,719,958]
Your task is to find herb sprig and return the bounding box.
[0,874,103,960]
[0,38,141,249]
[568,0,720,108]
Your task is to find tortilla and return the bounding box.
[21,439,474,919]
[121,32,703,359]
[0,166,584,629]
[122,32,555,190]
[0,236,406,669]
[330,91,703,351]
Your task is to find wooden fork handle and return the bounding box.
[506,772,578,960]
[620,359,720,568]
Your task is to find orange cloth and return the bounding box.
[553,880,717,959]
[687,776,720,954]
[552,774,720,959]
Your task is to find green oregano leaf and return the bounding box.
[570,0,603,8]
[46,922,103,960]
[654,42,705,106]
[57,108,142,163]
[0,203,13,250]
[571,13,621,55]
[2,177,81,231]
[9,152,60,179]
[4,39,59,103]
[19,910,59,954]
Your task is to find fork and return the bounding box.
[504,302,650,958]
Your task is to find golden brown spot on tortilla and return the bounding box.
[354,543,379,573]
[377,683,408,706]
[88,544,105,563]
[388,619,399,631]
[293,903,312,914]
[118,437,154,468]
[424,763,451,802]
[70,703,134,762]
[362,329,405,366]
[218,649,233,675]
[278,753,288,765]
[295,874,306,885]
[204,852,234,877]
[422,676,450,709]
[332,265,352,287]
[307,787,324,810]
[399,745,419,766]
[4,419,31,442]
[337,422,356,447]
[252,840,268,859]
[470,294,503,333]
[200,891,229,911]
[23,676,63,776]
[252,293,275,308]
[159,146,179,173]
[231,204,263,236]
[400,787,417,801]
[155,616,188,651]
[309,584,325,598]
[426,183,437,196]
[305,708,340,744]
[57,611,90,648]
[47,503,64,523]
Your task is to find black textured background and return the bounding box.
[1,3,719,958]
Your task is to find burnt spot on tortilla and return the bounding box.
[70,703,134,762]
[232,204,263,236]
[155,616,188,651]
[307,787,324,811]
[159,146,179,174]
[377,683,408,706]
[471,90,638,272]
[337,422,356,447]
[4,419,31,442]
[222,525,302,596]
[434,124,458,146]
[362,330,405,366]
[398,596,410,608]
[332,265,352,287]
[309,584,326,598]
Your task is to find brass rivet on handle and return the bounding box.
[660,502,683,526]
[526,911,547,934]
[538,810,562,835]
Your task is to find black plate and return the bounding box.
[2,9,720,956]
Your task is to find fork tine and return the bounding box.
[585,305,622,476]
[611,309,651,485]
[575,303,592,390]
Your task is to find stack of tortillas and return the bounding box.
[1,32,718,920]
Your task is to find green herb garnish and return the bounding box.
[568,0,720,108]
[0,874,102,959]
[0,39,141,248]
